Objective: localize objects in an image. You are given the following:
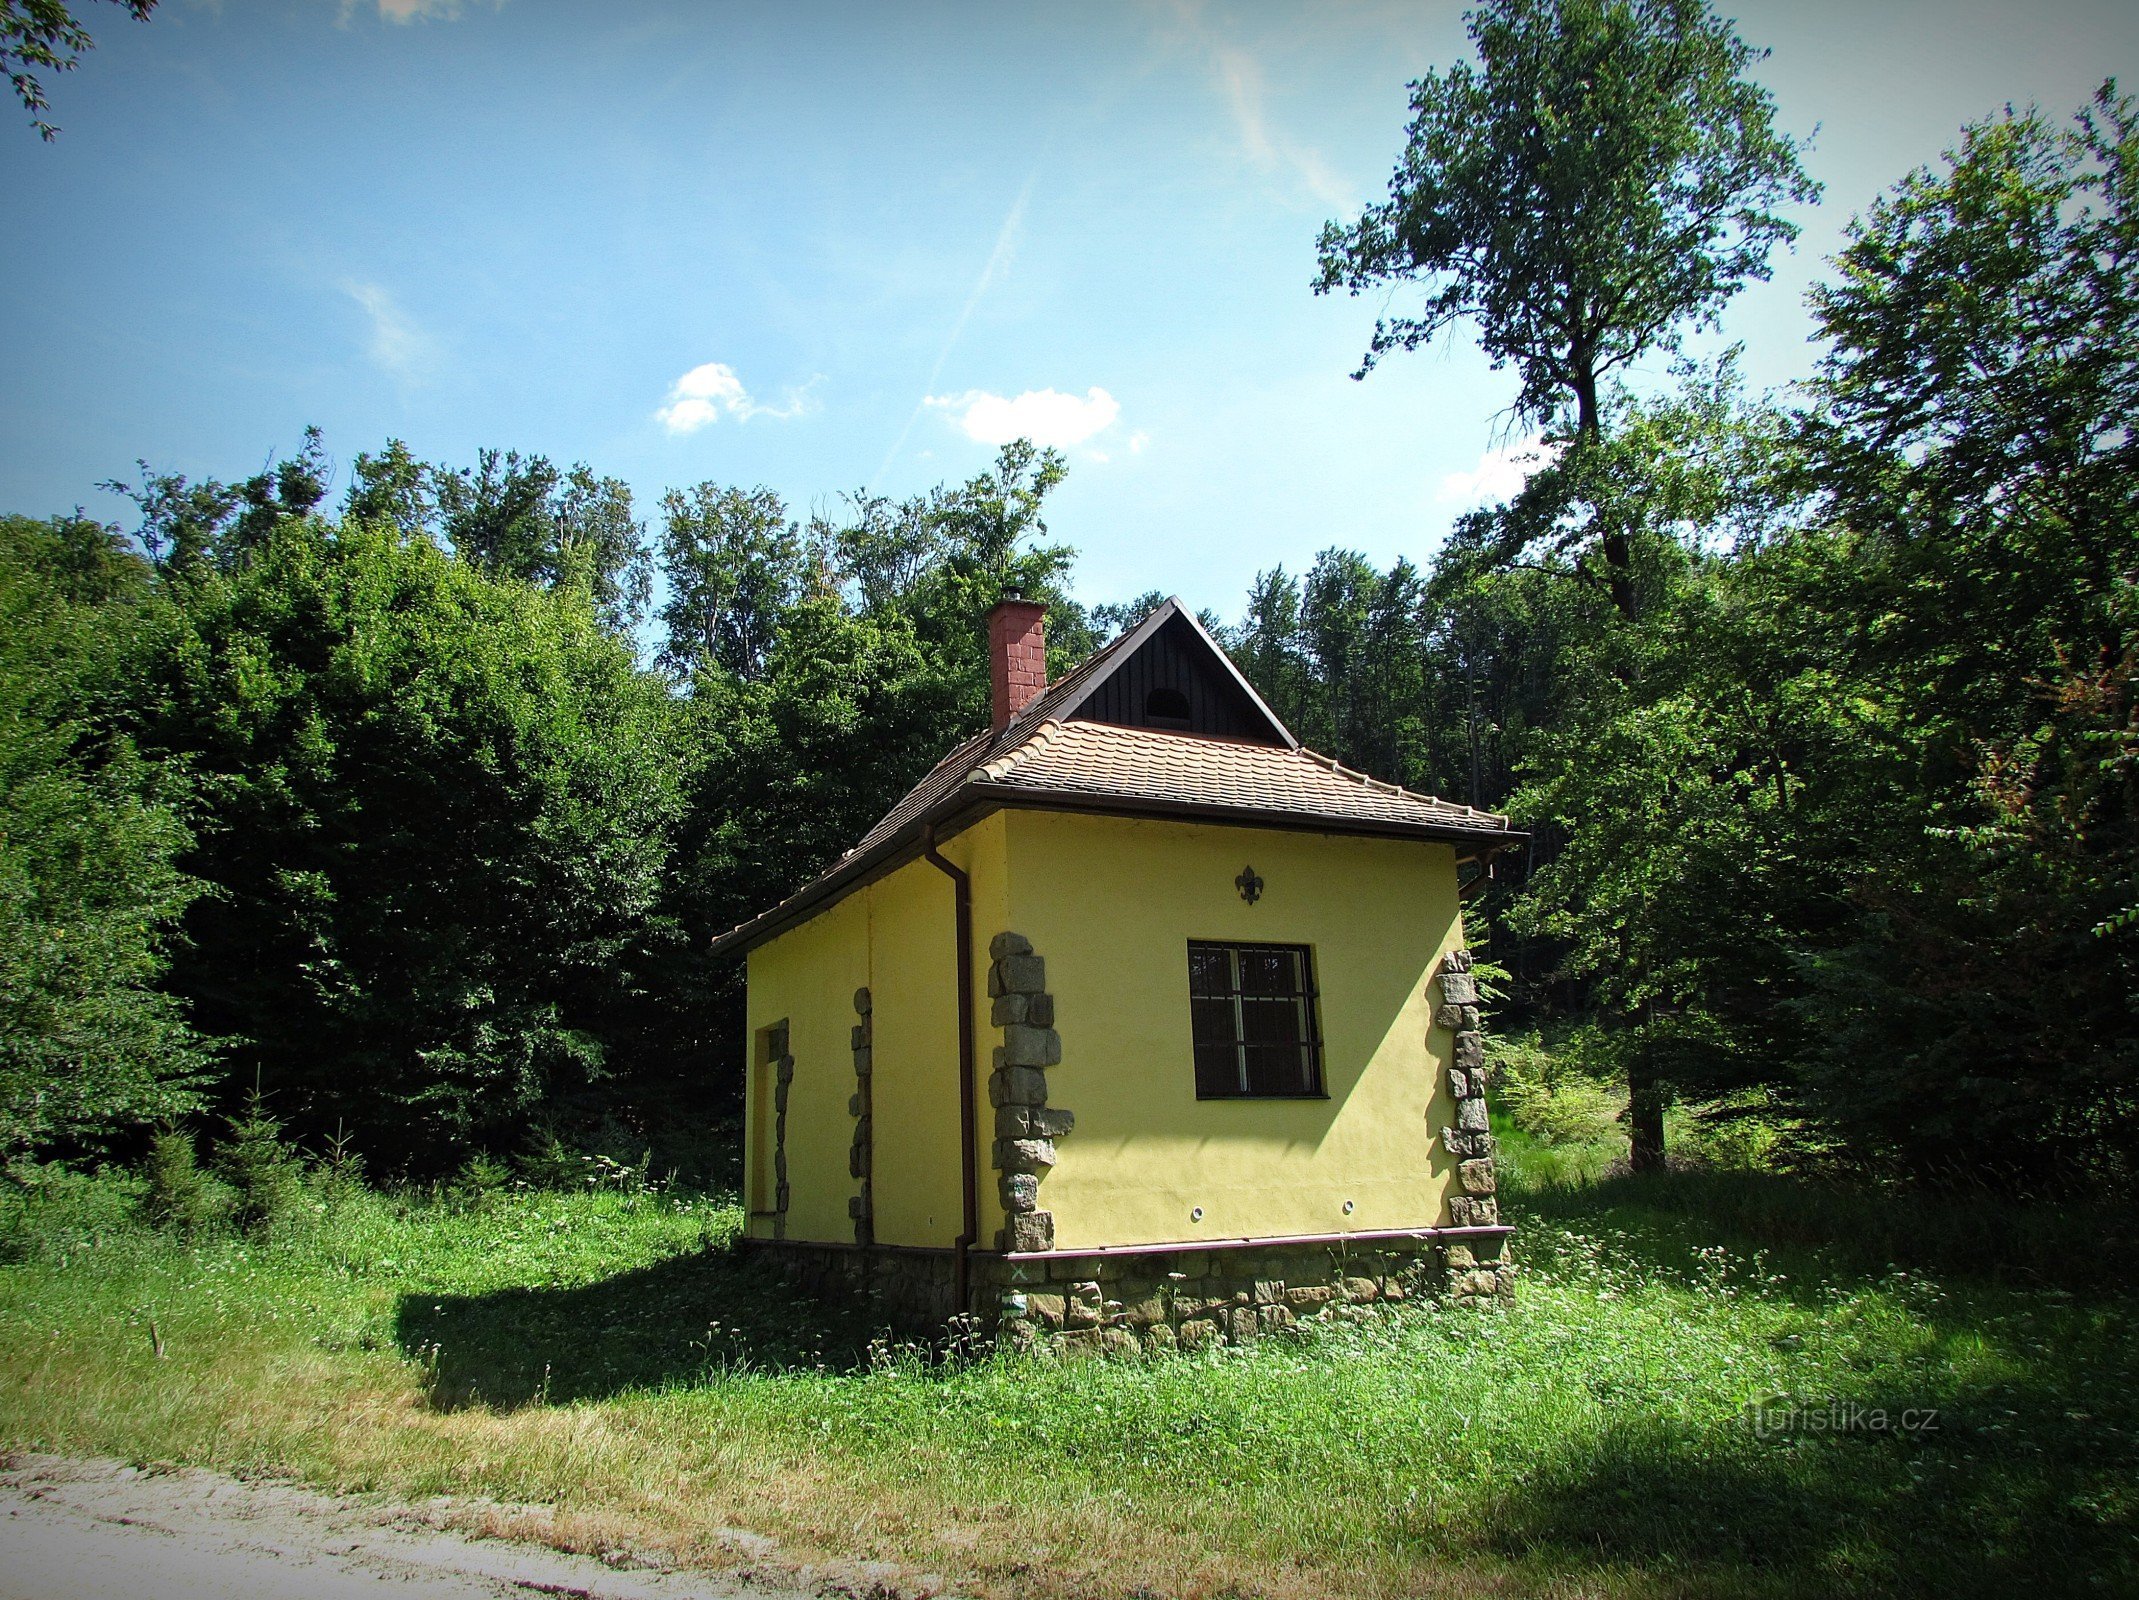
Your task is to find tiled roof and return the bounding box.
[710,712,1519,956]
[973,720,1510,835]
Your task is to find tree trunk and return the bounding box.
[1582,361,1666,1172]
[1627,1062,1667,1173]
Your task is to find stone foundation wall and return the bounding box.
[989,1232,1513,1353]
[752,1239,968,1333]
[747,1229,1515,1350]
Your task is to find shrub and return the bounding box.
[214,1093,311,1242]
[1487,1030,1624,1150]
[140,1127,228,1239]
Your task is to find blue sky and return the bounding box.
[3,0,2134,622]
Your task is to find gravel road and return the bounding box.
[0,1455,822,1600]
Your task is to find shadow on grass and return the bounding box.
[1488,1168,2139,1594]
[1507,1164,2139,1293]
[1480,1390,2137,1599]
[393,1242,891,1409]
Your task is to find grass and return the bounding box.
[1,1164,2133,1600]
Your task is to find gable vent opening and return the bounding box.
[1144,686,1192,729]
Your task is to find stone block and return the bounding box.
[1066,1281,1102,1328]
[995,1104,1033,1137]
[1456,1098,1491,1132]
[847,1092,863,1117]
[1443,1243,1477,1271]
[989,1066,1049,1107]
[773,1148,787,1181]
[1142,1324,1178,1355]
[1252,1279,1282,1305]
[1453,1033,1486,1074]
[853,986,871,1015]
[989,931,1033,960]
[847,1194,868,1219]
[848,1146,865,1179]
[1259,1304,1296,1333]
[1000,1172,1041,1213]
[1228,1305,1259,1343]
[990,993,1030,1027]
[774,1180,788,1210]
[1030,1106,1076,1138]
[1003,1210,1054,1252]
[1342,1276,1379,1302]
[1096,1327,1141,1358]
[1448,1196,1500,1227]
[1458,1158,1498,1195]
[1439,972,1478,1006]
[851,1023,871,1052]
[1447,1067,1472,1101]
[1284,1283,1336,1309]
[995,1137,1058,1173]
[1177,1319,1219,1351]
[775,1054,794,1084]
[1026,993,1055,1028]
[992,954,1046,996]
[1442,948,1474,973]
[851,1046,871,1076]
[1025,1291,1065,1328]
[1434,1003,1481,1032]
[1000,1024,1062,1068]
[1121,1288,1168,1327]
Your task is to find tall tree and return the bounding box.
[1316,0,1815,1165]
[0,512,207,1157]
[656,484,811,682]
[130,516,681,1170]
[438,450,651,635]
[1789,86,2139,1185]
[1316,0,1815,619]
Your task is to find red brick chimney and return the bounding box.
[988,596,1047,732]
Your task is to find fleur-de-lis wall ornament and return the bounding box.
[1235,865,1264,905]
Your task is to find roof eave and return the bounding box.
[708,781,1526,960]
[966,779,1527,850]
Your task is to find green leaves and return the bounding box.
[1317,0,1817,426]
[0,513,207,1159]
[133,518,682,1170]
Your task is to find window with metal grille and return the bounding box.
[1187,940,1325,1098]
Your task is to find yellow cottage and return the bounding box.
[711,598,1525,1349]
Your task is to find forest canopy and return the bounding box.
[1,24,2130,1196]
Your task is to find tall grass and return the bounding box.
[2,1160,2132,1599]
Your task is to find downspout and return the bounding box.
[922,825,980,1319]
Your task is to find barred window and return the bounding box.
[1187,941,1324,1098]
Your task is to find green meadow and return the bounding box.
[3,1141,2131,1600]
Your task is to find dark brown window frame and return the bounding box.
[1186,939,1327,1100]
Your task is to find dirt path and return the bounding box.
[0,1455,829,1600]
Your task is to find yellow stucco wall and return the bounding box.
[995,808,1466,1251]
[742,802,1466,1255]
[743,814,1006,1248]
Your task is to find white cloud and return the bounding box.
[346,0,481,23]
[1437,438,1562,507]
[656,362,811,434]
[926,387,1122,449]
[342,280,434,381]
[1210,41,1352,210]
